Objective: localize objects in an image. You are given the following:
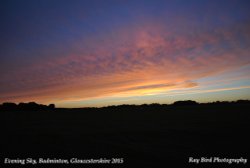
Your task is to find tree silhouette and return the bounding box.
[48,104,55,109]
[0,102,56,111]
[173,100,198,106]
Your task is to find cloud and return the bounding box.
[1,15,250,105]
[166,86,250,97]
[122,83,177,92]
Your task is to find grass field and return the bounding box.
[1,103,250,167]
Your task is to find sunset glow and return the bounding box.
[1,0,250,107]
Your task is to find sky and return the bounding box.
[0,0,250,107]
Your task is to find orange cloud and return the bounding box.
[1,20,250,105]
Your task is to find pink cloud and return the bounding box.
[1,19,250,104]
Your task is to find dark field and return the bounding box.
[1,103,250,167]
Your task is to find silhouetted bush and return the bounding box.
[48,104,55,109]
[0,102,55,111]
[0,102,18,110]
[173,100,198,106]
[236,100,250,104]
[19,102,40,110]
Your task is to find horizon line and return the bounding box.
[1,99,249,109]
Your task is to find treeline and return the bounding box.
[0,100,250,111]
[102,100,250,108]
[0,102,55,111]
